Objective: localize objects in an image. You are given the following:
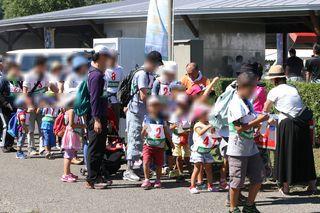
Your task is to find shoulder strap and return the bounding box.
[28,74,44,95]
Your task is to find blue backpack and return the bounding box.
[7,112,19,138]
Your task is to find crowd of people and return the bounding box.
[0,44,318,213]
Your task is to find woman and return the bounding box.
[263,65,317,195]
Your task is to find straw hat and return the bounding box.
[265,65,286,80]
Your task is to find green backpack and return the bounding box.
[74,80,91,116]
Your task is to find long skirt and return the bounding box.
[275,118,316,185]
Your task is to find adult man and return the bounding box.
[85,45,110,189]
[104,49,124,128]
[305,43,320,83]
[181,62,210,91]
[123,51,162,181]
[285,48,304,81]
[23,56,58,155]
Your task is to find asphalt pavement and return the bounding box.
[0,152,319,213]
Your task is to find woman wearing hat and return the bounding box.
[263,65,317,195]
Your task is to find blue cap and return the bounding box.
[72,56,88,71]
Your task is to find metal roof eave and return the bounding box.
[0,5,318,31]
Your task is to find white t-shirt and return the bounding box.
[227,93,259,157]
[64,72,86,94]
[23,70,50,94]
[105,65,124,103]
[169,112,191,144]
[267,84,303,121]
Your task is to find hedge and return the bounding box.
[213,78,320,139]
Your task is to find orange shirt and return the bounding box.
[181,74,210,90]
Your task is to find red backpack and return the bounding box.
[53,113,67,137]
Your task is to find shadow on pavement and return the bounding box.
[257,195,320,206]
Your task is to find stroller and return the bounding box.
[80,106,126,180]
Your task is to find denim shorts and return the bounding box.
[42,130,56,147]
[190,151,214,164]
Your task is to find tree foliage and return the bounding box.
[1,0,117,19]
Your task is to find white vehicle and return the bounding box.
[6,48,92,72]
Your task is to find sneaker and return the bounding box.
[94,182,108,190]
[220,180,229,190]
[196,182,207,190]
[60,175,76,183]
[16,151,27,159]
[2,146,11,153]
[69,173,78,180]
[229,207,241,213]
[45,152,55,160]
[242,203,260,213]
[123,170,140,182]
[28,148,38,156]
[207,185,219,192]
[189,187,200,194]
[154,180,162,188]
[141,179,152,190]
[38,147,45,155]
[8,147,17,152]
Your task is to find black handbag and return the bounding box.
[282,106,313,126]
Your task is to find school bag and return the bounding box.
[7,112,19,138]
[117,67,144,108]
[209,81,237,130]
[74,80,91,116]
[53,112,67,137]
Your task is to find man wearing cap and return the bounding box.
[181,62,210,91]
[123,51,161,181]
[104,49,124,128]
[85,45,111,189]
[64,55,88,94]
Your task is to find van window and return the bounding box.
[20,55,36,72]
[20,55,63,72]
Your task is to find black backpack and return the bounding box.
[117,67,144,109]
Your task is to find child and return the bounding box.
[60,102,85,183]
[169,93,192,181]
[38,93,59,159]
[152,62,178,177]
[189,104,219,194]
[15,96,31,159]
[227,72,268,213]
[141,96,173,189]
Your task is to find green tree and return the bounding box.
[2,0,117,19]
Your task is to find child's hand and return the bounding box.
[257,114,269,122]
[268,118,277,125]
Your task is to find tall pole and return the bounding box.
[168,0,174,60]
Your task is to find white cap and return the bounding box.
[162,61,178,74]
[93,45,110,56]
